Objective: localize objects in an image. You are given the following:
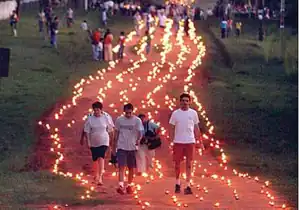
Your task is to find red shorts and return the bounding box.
[173,143,194,162]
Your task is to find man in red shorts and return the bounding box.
[169,93,201,194]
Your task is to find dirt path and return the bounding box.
[37,21,289,210]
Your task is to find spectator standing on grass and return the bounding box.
[113,103,143,195]
[118,31,125,59]
[9,10,18,37]
[227,18,233,37]
[220,18,227,39]
[81,20,88,31]
[235,21,242,37]
[81,102,114,185]
[66,8,74,28]
[50,16,59,48]
[38,11,46,34]
[169,93,202,195]
[91,28,101,61]
[102,8,107,26]
[44,6,52,34]
[104,29,113,61]
[98,38,104,61]
[136,114,160,175]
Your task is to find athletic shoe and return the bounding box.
[184,186,193,195]
[116,186,125,195]
[175,184,181,193]
[126,185,133,194]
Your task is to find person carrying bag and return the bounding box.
[136,114,161,175]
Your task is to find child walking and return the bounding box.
[10,10,19,37]
[98,38,104,61]
[118,31,125,59]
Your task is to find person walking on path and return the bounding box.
[118,31,125,59]
[145,30,151,55]
[80,102,114,185]
[104,29,113,61]
[184,17,190,37]
[169,93,201,195]
[134,11,141,36]
[113,103,143,195]
[136,114,160,175]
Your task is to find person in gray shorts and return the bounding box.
[112,103,143,194]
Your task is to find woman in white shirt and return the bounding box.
[81,102,114,185]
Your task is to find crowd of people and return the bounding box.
[80,92,203,195]
[7,1,209,60]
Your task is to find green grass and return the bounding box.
[0,7,133,208]
[195,18,298,207]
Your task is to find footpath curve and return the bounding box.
[37,20,289,210]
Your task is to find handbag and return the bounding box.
[144,121,162,150]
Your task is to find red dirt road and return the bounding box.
[37,21,289,210]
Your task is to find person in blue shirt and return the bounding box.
[220,18,227,39]
[136,114,160,175]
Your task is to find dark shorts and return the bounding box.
[90,146,108,161]
[173,143,194,163]
[117,149,136,168]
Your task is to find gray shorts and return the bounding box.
[116,149,136,169]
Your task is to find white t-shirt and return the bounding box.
[81,22,88,31]
[159,14,166,27]
[84,114,114,147]
[98,42,103,51]
[169,108,199,144]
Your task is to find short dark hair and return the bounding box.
[92,101,103,109]
[124,103,133,111]
[120,31,125,35]
[180,93,191,101]
[138,113,146,118]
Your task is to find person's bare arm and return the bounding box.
[194,123,200,140]
[195,123,204,150]
[169,125,175,142]
[80,129,88,145]
[112,129,119,154]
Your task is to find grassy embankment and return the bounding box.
[192,17,297,207]
[0,7,133,208]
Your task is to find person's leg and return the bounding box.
[116,149,126,194]
[145,147,154,172]
[184,144,194,194]
[104,45,108,61]
[108,45,113,61]
[98,146,108,184]
[13,24,17,37]
[126,150,137,194]
[173,143,183,193]
[90,147,100,181]
[136,144,146,174]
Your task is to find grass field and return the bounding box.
[0,7,133,208]
[194,17,298,207]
